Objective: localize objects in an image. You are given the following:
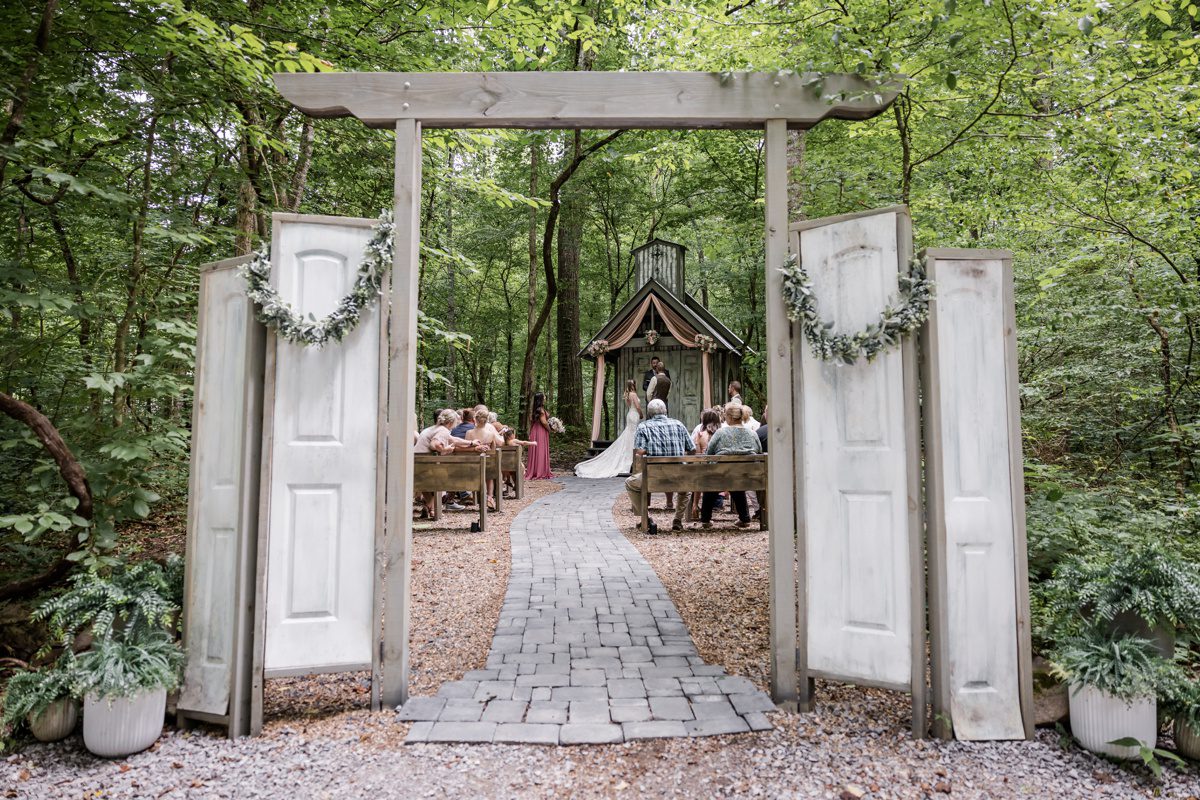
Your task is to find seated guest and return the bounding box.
[500,427,536,497]
[488,411,503,434]
[700,404,760,529]
[741,403,760,432]
[625,399,694,532]
[466,408,504,511]
[450,407,475,439]
[754,405,768,520]
[415,409,486,517]
[693,408,721,453]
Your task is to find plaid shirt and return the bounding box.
[634,414,696,457]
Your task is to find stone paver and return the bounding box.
[400,477,776,744]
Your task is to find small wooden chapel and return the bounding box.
[580,238,744,445]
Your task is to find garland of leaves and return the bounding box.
[779,252,933,365]
[242,210,393,347]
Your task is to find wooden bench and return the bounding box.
[413,454,488,531]
[638,454,768,532]
[497,445,525,500]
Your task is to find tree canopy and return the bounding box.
[0,0,1196,603]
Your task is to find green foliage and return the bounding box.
[1051,541,1200,631]
[33,562,180,653]
[1160,664,1200,729]
[1,665,76,728]
[1107,737,1187,778]
[72,629,184,700]
[1051,631,1164,700]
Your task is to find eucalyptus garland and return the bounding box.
[242,210,394,347]
[779,252,933,365]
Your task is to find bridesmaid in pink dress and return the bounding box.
[524,392,553,480]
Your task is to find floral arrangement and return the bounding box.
[242,209,393,347]
[547,417,566,434]
[694,334,716,353]
[586,339,610,357]
[644,329,660,345]
[779,252,933,365]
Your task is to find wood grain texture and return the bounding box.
[179,255,264,739]
[261,215,380,675]
[763,118,798,708]
[274,71,900,130]
[381,120,422,709]
[798,208,914,690]
[922,248,1030,741]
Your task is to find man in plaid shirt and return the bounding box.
[625,399,695,531]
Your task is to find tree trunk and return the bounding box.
[286,117,315,212]
[111,108,159,424]
[0,390,92,601]
[787,129,806,219]
[445,149,457,407]
[520,142,540,430]
[555,133,585,426]
[0,0,58,191]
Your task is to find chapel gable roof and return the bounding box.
[578,277,744,360]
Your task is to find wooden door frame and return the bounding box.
[273,70,901,711]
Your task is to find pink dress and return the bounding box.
[524,413,553,480]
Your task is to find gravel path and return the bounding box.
[5,484,1200,798]
[399,477,777,744]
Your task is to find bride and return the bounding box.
[575,380,642,478]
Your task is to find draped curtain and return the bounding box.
[598,294,701,350]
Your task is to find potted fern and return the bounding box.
[1052,629,1162,759]
[75,629,184,757]
[35,560,184,758]
[1052,541,1200,657]
[1162,667,1200,761]
[2,662,79,742]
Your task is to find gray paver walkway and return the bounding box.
[399,476,776,744]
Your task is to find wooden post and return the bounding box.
[763,119,798,710]
[590,352,606,443]
[381,119,422,709]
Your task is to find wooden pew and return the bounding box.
[413,454,488,531]
[498,445,525,500]
[639,454,768,533]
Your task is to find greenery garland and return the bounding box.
[242,210,393,347]
[779,252,933,365]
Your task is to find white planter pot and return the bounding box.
[1175,718,1200,761]
[83,688,166,758]
[1068,684,1156,760]
[28,698,78,742]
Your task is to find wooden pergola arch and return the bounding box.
[271,70,902,713]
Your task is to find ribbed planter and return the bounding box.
[1068,684,1157,759]
[28,698,78,742]
[1175,718,1200,761]
[82,688,166,758]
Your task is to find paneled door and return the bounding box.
[793,207,922,695]
[261,214,382,675]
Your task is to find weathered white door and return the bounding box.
[794,207,921,691]
[261,214,381,674]
[180,256,264,733]
[923,248,1030,740]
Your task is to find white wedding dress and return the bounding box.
[575,394,640,478]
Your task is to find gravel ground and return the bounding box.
[5,482,1200,799]
[260,479,563,729]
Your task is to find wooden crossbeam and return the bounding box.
[274,71,900,130]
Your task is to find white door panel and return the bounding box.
[799,210,913,688]
[263,218,379,674]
